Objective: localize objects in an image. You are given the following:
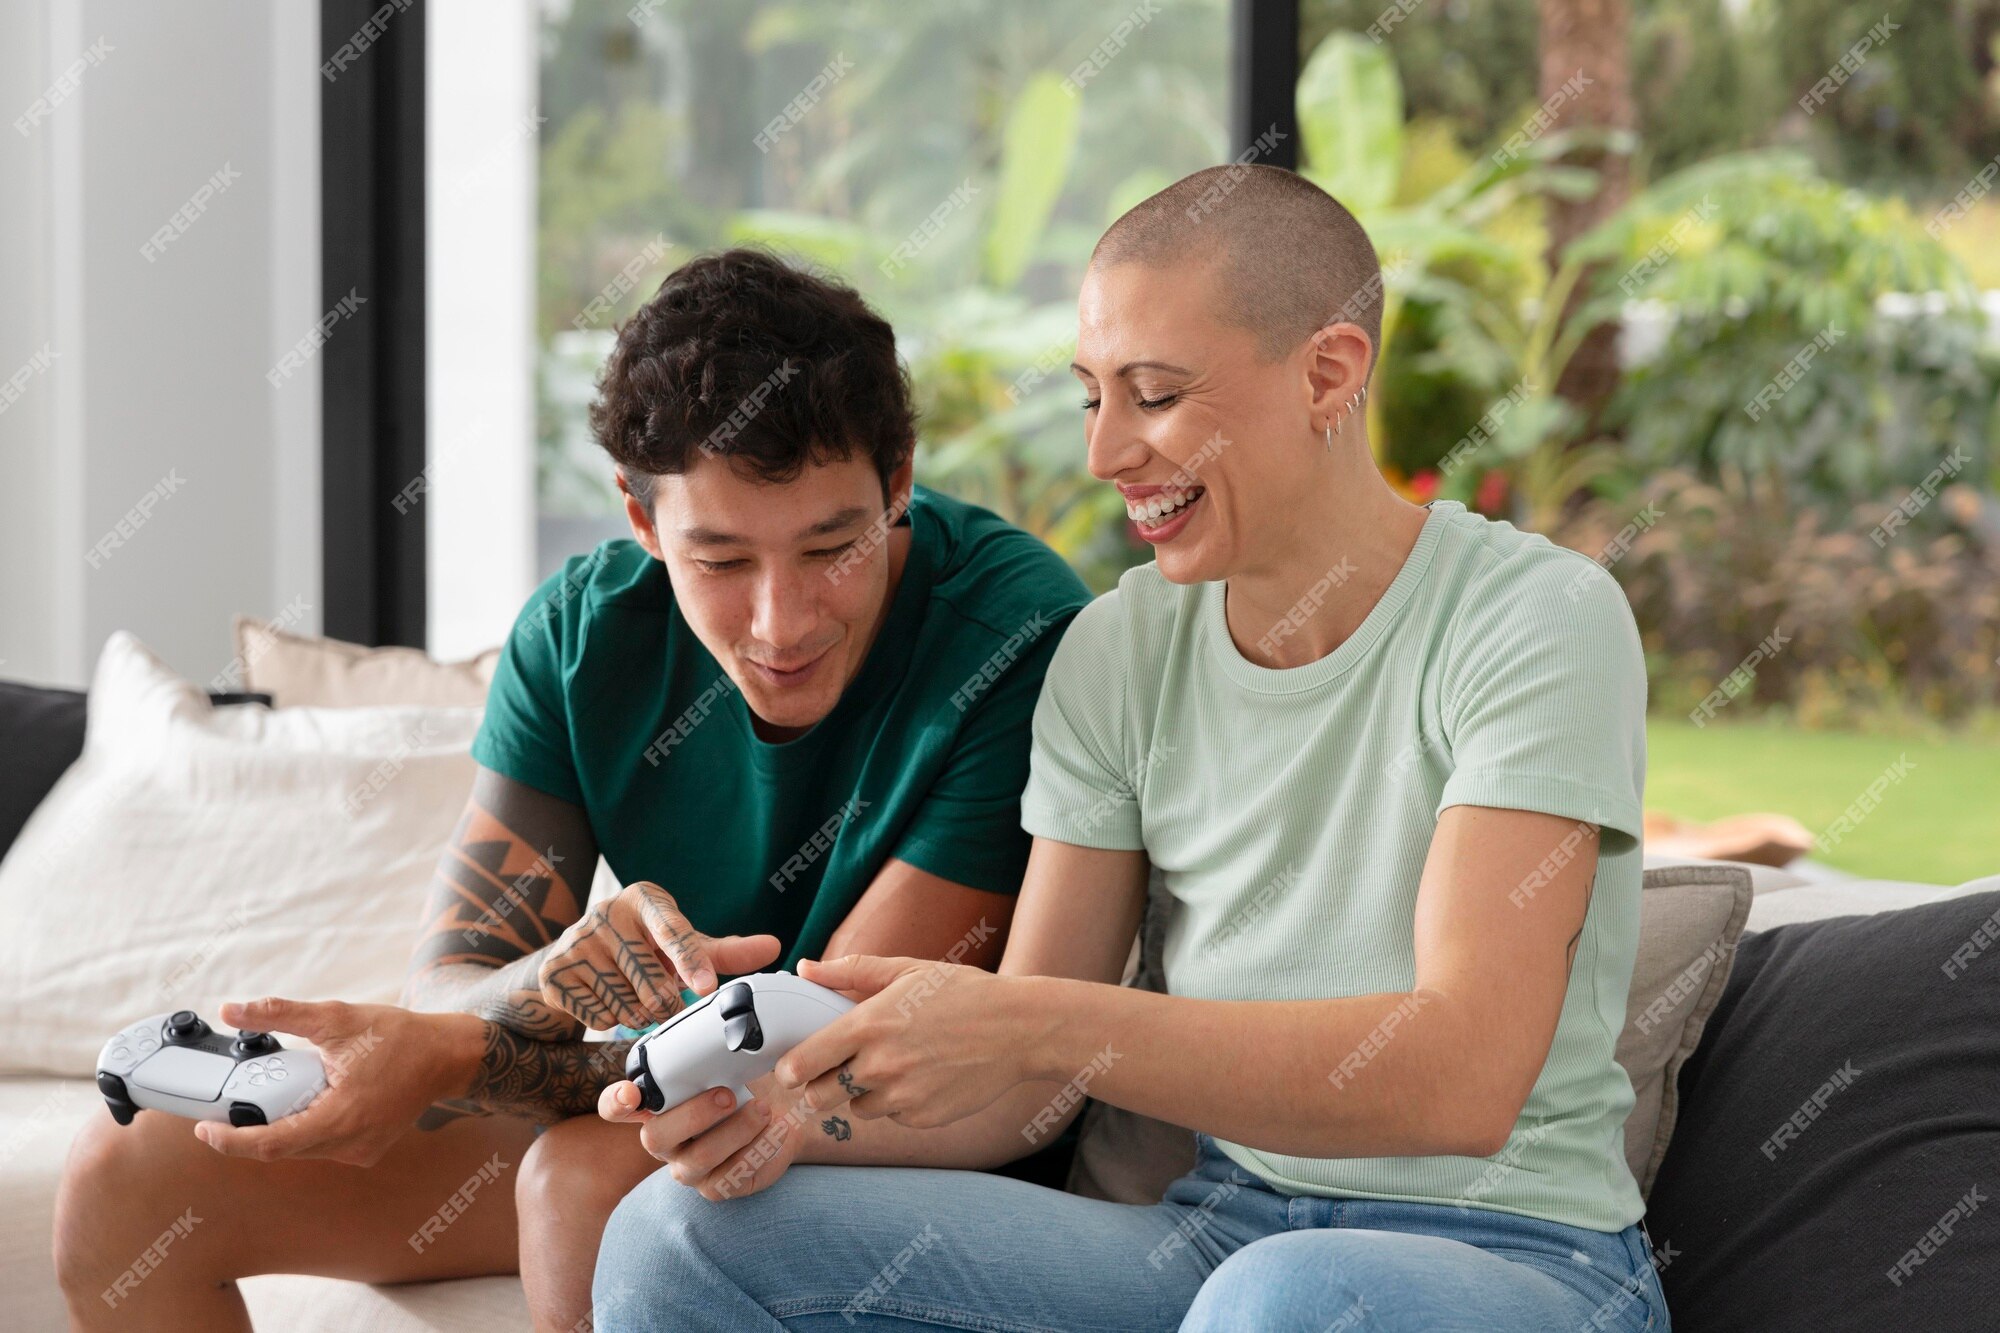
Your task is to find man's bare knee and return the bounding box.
[55,1112,217,1295]
[518,1116,645,1224]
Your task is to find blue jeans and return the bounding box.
[592,1134,1670,1332]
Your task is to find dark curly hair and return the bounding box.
[589,248,916,504]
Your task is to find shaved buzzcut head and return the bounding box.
[1090,164,1384,368]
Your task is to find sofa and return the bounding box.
[3,628,1994,1330]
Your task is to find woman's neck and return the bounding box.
[1221,449,1431,670]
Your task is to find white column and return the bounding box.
[425,0,539,660]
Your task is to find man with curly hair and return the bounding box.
[54,249,1089,1333]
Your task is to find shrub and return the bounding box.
[1561,470,2000,723]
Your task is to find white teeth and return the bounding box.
[1126,490,1202,524]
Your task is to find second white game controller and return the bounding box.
[97,1010,327,1127]
[623,971,855,1112]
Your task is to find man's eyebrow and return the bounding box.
[677,506,872,546]
[801,506,870,538]
[1068,359,1194,378]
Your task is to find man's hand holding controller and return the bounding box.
[194,882,776,1162]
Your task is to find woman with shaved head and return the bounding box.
[586,166,1667,1332]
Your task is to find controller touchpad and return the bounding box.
[134,1048,231,1101]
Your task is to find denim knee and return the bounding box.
[590,1170,713,1325]
[1180,1231,1374,1333]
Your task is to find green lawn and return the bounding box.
[1646,719,1999,887]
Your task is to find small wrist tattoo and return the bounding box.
[821,1115,852,1141]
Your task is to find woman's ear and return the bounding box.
[1304,323,1373,430]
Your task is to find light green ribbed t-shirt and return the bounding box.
[1021,500,1648,1232]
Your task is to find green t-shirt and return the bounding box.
[473,486,1089,966]
[1021,500,1649,1232]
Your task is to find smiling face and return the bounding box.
[625,452,913,739]
[1074,258,1362,585]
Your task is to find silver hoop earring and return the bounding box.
[1324,419,1333,452]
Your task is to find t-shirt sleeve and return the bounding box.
[890,613,1073,895]
[469,562,588,806]
[1019,592,1146,851]
[1436,554,1647,849]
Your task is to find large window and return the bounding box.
[532,0,1231,590]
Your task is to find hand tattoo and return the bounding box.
[537,882,689,1030]
[821,1115,852,1142]
[837,1068,868,1098]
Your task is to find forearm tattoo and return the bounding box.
[403,771,624,1124]
[821,1115,852,1142]
[421,1032,635,1129]
[402,770,599,1044]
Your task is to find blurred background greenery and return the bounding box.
[533,0,1999,882]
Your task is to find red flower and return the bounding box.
[1475,470,1509,514]
[1408,470,1439,503]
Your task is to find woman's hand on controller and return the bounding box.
[598,1073,806,1202]
[193,998,483,1167]
[537,882,780,1030]
[776,956,1042,1129]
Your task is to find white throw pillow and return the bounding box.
[0,633,481,1076]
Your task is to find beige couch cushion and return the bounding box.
[241,1274,530,1331]
[1069,861,1753,1205]
[0,1076,532,1333]
[237,615,498,709]
[0,1077,105,1333]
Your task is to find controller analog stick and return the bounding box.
[232,1030,280,1057]
[166,1011,209,1043]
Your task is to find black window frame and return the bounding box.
[319,0,426,648]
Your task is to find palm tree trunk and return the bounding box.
[1538,0,1634,417]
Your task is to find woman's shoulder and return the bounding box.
[1042,562,1198,686]
[1432,505,1635,630]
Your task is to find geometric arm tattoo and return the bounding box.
[402,766,618,1124]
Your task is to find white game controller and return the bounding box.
[96,1010,327,1127]
[623,971,855,1112]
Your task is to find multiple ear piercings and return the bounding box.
[1325,385,1369,451]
